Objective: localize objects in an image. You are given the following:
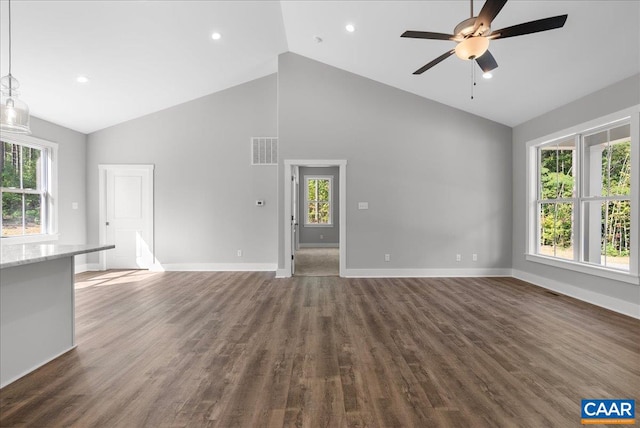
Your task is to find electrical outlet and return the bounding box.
[320,234,324,240]
[472,254,478,261]
[237,250,242,257]
[456,254,462,262]
[384,254,391,262]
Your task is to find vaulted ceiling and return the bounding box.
[1,1,638,134]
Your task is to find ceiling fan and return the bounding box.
[401,0,568,75]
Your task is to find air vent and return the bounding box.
[251,137,278,165]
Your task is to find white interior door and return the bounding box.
[100,165,154,269]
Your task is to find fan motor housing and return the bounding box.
[454,17,491,39]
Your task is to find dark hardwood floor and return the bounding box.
[0,271,638,427]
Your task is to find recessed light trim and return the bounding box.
[345,24,355,33]
[211,32,222,40]
[76,75,89,84]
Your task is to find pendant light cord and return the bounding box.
[8,0,12,77]
[6,0,14,98]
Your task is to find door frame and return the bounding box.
[283,159,346,277]
[291,166,299,275]
[98,164,155,270]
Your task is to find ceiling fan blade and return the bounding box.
[476,50,498,73]
[474,0,508,33]
[413,50,455,74]
[490,15,568,39]
[401,30,456,41]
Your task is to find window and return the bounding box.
[1,136,57,239]
[530,117,634,276]
[538,137,576,260]
[582,123,631,270]
[304,176,332,226]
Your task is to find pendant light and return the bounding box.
[1,0,31,134]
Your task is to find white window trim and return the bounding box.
[525,105,639,284]
[1,133,59,245]
[304,175,333,227]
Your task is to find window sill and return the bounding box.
[303,224,334,228]
[525,253,639,285]
[1,234,59,246]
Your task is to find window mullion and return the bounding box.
[573,134,581,262]
[19,147,25,235]
[42,148,48,234]
[18,146,23,190]
[538,198,576,204]
[315,180,319,223]
[21,194,26,236]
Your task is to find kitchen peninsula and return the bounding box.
[0,243,114,387]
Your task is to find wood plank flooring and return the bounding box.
[0,271,638,427]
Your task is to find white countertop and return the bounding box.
[0,243,115,269]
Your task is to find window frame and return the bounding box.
[304,175,333,227]
[1,133,58,244]
[526,107,639,285]
[535,136,578,261]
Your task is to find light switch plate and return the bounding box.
[358,202,369,210]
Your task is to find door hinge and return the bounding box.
[291,215,294,221]
[291,255,294,260]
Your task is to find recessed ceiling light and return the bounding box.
[345,24,355,33]
[76,75,89,84]
[482,72,493,79]
[211,32,222,40]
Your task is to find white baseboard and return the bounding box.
[75,263,277,273]
[74,261,638,319]
[513,269,640,319]
[75,264,89,274]
[343,268,512,278]
[74,263,102,273]
[160,263,277,272]
[298,243,339,248]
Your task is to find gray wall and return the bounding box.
[86,74,278,266]
[512,73,640,304]
[26,117,88,264]
[298,166,339,246]
[278,52,513,270]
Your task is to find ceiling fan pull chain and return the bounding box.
[471,62,475,99]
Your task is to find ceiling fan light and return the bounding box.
[454,36,489,60]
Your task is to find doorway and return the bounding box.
[283,160,346,277]
[98,164,154,270]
